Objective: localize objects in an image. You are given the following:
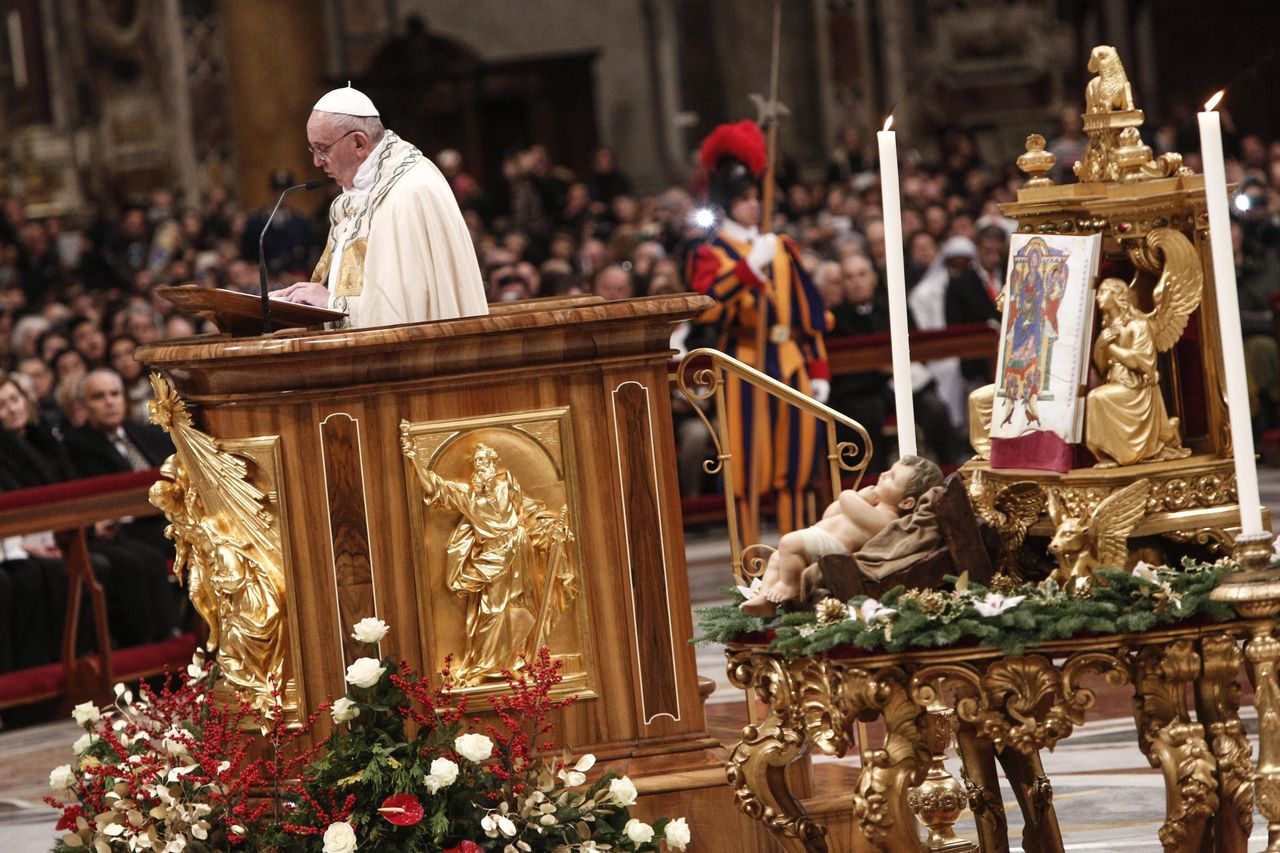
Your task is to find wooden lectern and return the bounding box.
[138,296,771,850]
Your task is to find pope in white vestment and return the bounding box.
[277,85,487,328]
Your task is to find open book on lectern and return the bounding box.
[989,232,1103,446]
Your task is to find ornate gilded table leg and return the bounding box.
[1211,532,1280,852]
[1247,622,1280,853]
[725,650,828,851]
[996,747,1062,853]
[1194,632,1253,850]
[850,667,931,851]
[955,729,1010,853]
[1133,640,1218,852]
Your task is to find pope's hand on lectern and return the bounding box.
[275,281,330,307]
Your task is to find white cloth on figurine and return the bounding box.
[798,527,848,563]
[312,130,487,328]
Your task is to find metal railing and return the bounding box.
[675,347,875,586]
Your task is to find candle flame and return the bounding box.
[883,115,894,132]
[1204,90,1225,112]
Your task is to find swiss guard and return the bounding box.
[687,119,833,539]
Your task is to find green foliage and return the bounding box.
[696,559,1239,658]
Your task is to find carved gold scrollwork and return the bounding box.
[1163,527,1234,555]
[147,374,292,714]
[795,657,854,758]
[1195,634,1253,847]
[724,650,828,850]
[851,666,930,851]
[1133,640,1218,851]
[1247,627,1280,846]
[925,656,1067,755]
[1060,650,1132,727]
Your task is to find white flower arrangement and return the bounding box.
[350,616,389,644]
[344,656,386,688]
[455,732,495,762]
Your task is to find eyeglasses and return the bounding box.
[307,129,359,162]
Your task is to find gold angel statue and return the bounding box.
[967,472,1045,577]
[409,442,577,686]
[1046,479,1150,586]
[1085,229,1201,467]
[147,375,288,711]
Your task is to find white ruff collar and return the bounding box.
[719,218,759,243]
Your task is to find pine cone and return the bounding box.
[815,597,849,625]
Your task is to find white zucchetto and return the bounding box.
[312,83,379,117]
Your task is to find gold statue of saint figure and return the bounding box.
[147,375,290,711]
[1085,229,1201,467]
[411,443,577,685]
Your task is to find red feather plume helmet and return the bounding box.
[699,120,766,210]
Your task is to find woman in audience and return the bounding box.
[107,334,152,421]
[0,372,177,650]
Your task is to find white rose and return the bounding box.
[72,732,97,755]
[664,817,691,850]
[71,701,100,727]
[322,820,358,853]
[344,657,385,689]
[330,697,360,724]
[49,764,77,792]
[455,732,494,763]
[425,757,459,793]
[350,617,389,644]
[624,819,655,844]
[608,776,638,806]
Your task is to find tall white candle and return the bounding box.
[877,116,918,458]
[1198,92,1263,536]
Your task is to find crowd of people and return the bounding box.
[1,111,1279,673]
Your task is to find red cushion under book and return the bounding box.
[989,430,1074,473]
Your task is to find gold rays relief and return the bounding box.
[147,374,299,716]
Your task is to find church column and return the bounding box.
[810,0,836,162]
[879,0,911,135]
[219,0,327,212]
[1132,0,1159,119]
[157,0,200,206]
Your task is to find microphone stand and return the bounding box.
[259,179,323,334]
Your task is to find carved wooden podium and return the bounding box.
[138,295,772,850]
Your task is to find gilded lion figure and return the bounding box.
[1085,45,1134,113]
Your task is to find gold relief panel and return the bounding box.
[400,408,596,700]
[147,375,304,723]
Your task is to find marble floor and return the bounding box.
[6,469,1280,851]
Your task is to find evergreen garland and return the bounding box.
[695,557,1240,657]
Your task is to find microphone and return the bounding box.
[259,179,324,334]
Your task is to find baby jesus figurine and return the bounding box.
[740,455,944,615]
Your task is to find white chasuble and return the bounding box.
[314,131,487,329]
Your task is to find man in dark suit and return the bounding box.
[63,369,180,643]
[64,369,174,477]
[65,368,174,558]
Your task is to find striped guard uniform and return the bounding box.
[687,220,833,536]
